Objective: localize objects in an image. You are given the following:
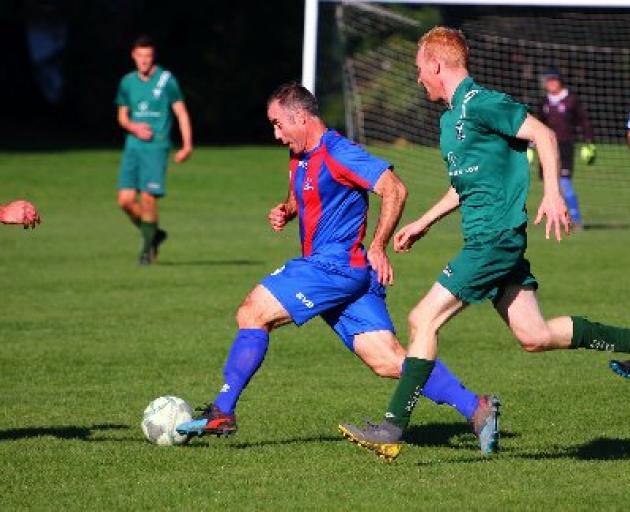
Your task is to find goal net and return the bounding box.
[335,2,630,226]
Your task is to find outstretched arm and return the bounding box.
[171,101,193,163]
[516,113,570,241]
[394,186,459,253]
[0,200,41,229]
[369,169,408,285]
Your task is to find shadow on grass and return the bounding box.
[184,434,343,449]
[188,422,513,450]
[584,222,630,231]
[515,437,630,461]
[0,424,129,442]
[404,422,518,448]
[156,259,263,267]
[414,437,630,466]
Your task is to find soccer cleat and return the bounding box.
[609,360,630,380]
[470,394,501,454]
[338,420,403,462]
[150,229,168,261]
[175,403,237,438]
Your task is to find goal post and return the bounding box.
[303,0,630,225]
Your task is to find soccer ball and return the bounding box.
[141,396,193,446]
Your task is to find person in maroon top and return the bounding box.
[537,68,595,229]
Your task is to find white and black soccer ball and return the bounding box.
[141,396,193,446]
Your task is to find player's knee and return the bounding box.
[117,195,133,210]
[408,305,437,335]
[516,329,552,352]
[373,361,401,378]
[235,297,266,329]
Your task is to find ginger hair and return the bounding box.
[418,26,469,69]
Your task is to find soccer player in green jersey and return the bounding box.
[115,35,193,265]
[339,26,630,462]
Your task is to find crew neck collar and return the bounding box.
[450,76,474,109]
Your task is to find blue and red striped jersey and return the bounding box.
[289,130,391,268]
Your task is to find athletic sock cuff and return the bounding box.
[237,328,269,342]
[570,316,587,349]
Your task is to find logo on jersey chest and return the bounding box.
[303,176,314,191]
[139,101,149,111]
[455,120,465,141]
[297,159,316,192]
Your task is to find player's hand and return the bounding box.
[367,245,394,286]
[535,193,570,241]
[0,200,41,229]
[268,203,289,232]
[174,146,192,163]
[394,220,429,253]
[132,123,153,141]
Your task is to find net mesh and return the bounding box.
[336,3,630,225]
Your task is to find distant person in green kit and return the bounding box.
[115,35,193,265]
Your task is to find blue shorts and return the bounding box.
[260,257,396,352]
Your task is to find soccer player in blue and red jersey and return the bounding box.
[176,82,500,452]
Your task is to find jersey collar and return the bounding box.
[136,65,162,83]
[449,76,474,109]
[303,128,331,158]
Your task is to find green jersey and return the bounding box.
[115,66,183,150]
[440,76,529,240]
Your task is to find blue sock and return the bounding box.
[214,329,269,415]
[560,176,582,224]
[419,359,479,421]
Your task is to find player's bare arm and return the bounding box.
[117,105,152,141]
[369,169,408,285]
[172,100,193,163]
[394,186,459,253]
[268,187,297,232]
[516,113,570,241]
[0,200,41,229]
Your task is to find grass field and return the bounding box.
[1,146,630,510]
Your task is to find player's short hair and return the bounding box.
[418,26,469,69]
[267,81,319,117]
[132,34,156,50]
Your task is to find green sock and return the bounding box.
[385,357,435,430]
[140,221,158,254]
[130,216,141,229]
[571,316,630,353]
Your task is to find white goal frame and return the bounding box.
[301,0,630,94]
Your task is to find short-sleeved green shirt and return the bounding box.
[115,66,183,150]
[440,76,529,240]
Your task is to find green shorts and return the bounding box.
[117,147,169,197]
[437,225,538,305]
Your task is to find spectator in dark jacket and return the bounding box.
[538,67,594,229]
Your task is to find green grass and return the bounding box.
[1,146,630,510]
